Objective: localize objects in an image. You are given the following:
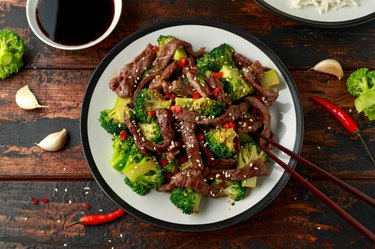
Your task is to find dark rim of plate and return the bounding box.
[254,0,375,28]
[80,19,304,232]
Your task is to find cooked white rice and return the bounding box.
[291,0,360,13]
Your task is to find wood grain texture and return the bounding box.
[0,180,373,249]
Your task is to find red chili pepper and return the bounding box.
[177,58,187,67]
[192,92,201,99]
[310,96,374,162]
[165,93,172,99]
[223,121,235,129]
[147,110,156,117]
[213,72,223,79]
[85,204,91,210]
[166,173,173,181]
[160,158,168,168]
[33,198,39,205]
[171,105,182,113]
[197,134,205,140]
[212,88,220,96]
[66,208,126,228]
[120,130,127,140]
[152,45,159,52]
[42,198,49,204]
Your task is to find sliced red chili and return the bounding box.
[33,198,39,205]
[165,93,172,99]
[177,58,187,67]
[192,92,201,99]
[85,204,91,210]
[197,134,205,140]
[160,158,168,168]
[223,121,235,129]
[152,45,159,52]
[212,88,220,96]
[147,110,156,117]
[171,105,182,113]
[42,198,49,204]
[213,72,223,79]
[120,130,127,140]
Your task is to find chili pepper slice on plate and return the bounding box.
[66,208,126,228]
[310,96,374,162]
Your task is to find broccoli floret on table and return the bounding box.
[197,43,235,74]
[0,29,25,80]
[133,88,172,123]
[122,144,164,195]
[170,188,203,214]
[213,179,246,201]
[347,68,375,120]
[175,97,225,118]
[99,97,132,135]
[110,135,135,172]
[220,65,253,100]
[236,139,269,188]
[205,127,237,159]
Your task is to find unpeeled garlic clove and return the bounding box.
[15,85,48,110]
[311,59,344,80]
[36,129,68,152]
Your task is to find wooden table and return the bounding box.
[1,1,374,248]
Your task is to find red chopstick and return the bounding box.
[259,135,375,243]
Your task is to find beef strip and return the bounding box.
[203,159,268,181]
[244,96,272,147]
[156,169,222,197]
[186,70,211,97]
[242,67,279,105]
[109,43,156,97]
[174,108,202,123]
[153,39,205,71]
[178,120,204,171]
[171,78,195,97]
[233,52,253,68]
[206,76,231,104]
[236,118,264,133]
[249,61,265,83]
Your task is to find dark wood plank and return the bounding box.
[0,180,373,248]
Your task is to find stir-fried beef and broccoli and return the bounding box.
[100,35,280,214]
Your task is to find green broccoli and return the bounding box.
[0,29,25,80]
[175,97,225,118]
[122,144,164,195]
[197,43,235,74]
[212,179,246,201]
[99,97,132,135]
[347,68,375,120]
[170,188,203,214]
[110,135,135,172]
[237,139,269,188]
[220,65,254,100]
[139,121,163,144]
[157,35,187,61]
[133,88,172,123]
[205,127,237,159]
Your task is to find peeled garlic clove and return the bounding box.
[15,85,48,110]
[36,129,68,152]
[311,59,344,80]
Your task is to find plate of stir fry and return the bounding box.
[254,0,375,28]
[80,20,303,231]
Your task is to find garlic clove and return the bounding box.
[311,59,344,80]
[15,85,48,110]
[36,129,68,152]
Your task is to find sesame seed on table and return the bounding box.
[0,0,375,248]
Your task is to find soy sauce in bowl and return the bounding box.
[36,0,115,46]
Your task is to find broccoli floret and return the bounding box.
[175,97,225,118]
[99,97,132,135]
[110,135,135,171]
[213,179,246,201]
[139,121,163,144]
[220,65,253,100]
[170,188,203,214]
[237,139,269,188]
[205,127,237,159]
[197,43,235,74]
[157,35,176,48]
[122,144,164,195]
[347,68,375,120]
[0,29,25,80]
[133,88,172,123]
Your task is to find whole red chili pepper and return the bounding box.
[66,208,126,228]
[310,96,374,162]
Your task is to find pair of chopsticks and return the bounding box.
[258,134,375,243]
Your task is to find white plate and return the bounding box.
[80,20,304,231]
[255,0,375,28]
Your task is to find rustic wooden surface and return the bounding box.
[1,0,375,248]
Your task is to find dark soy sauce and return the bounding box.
[36,0,115,46]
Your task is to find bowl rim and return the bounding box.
[25,0,122,50]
